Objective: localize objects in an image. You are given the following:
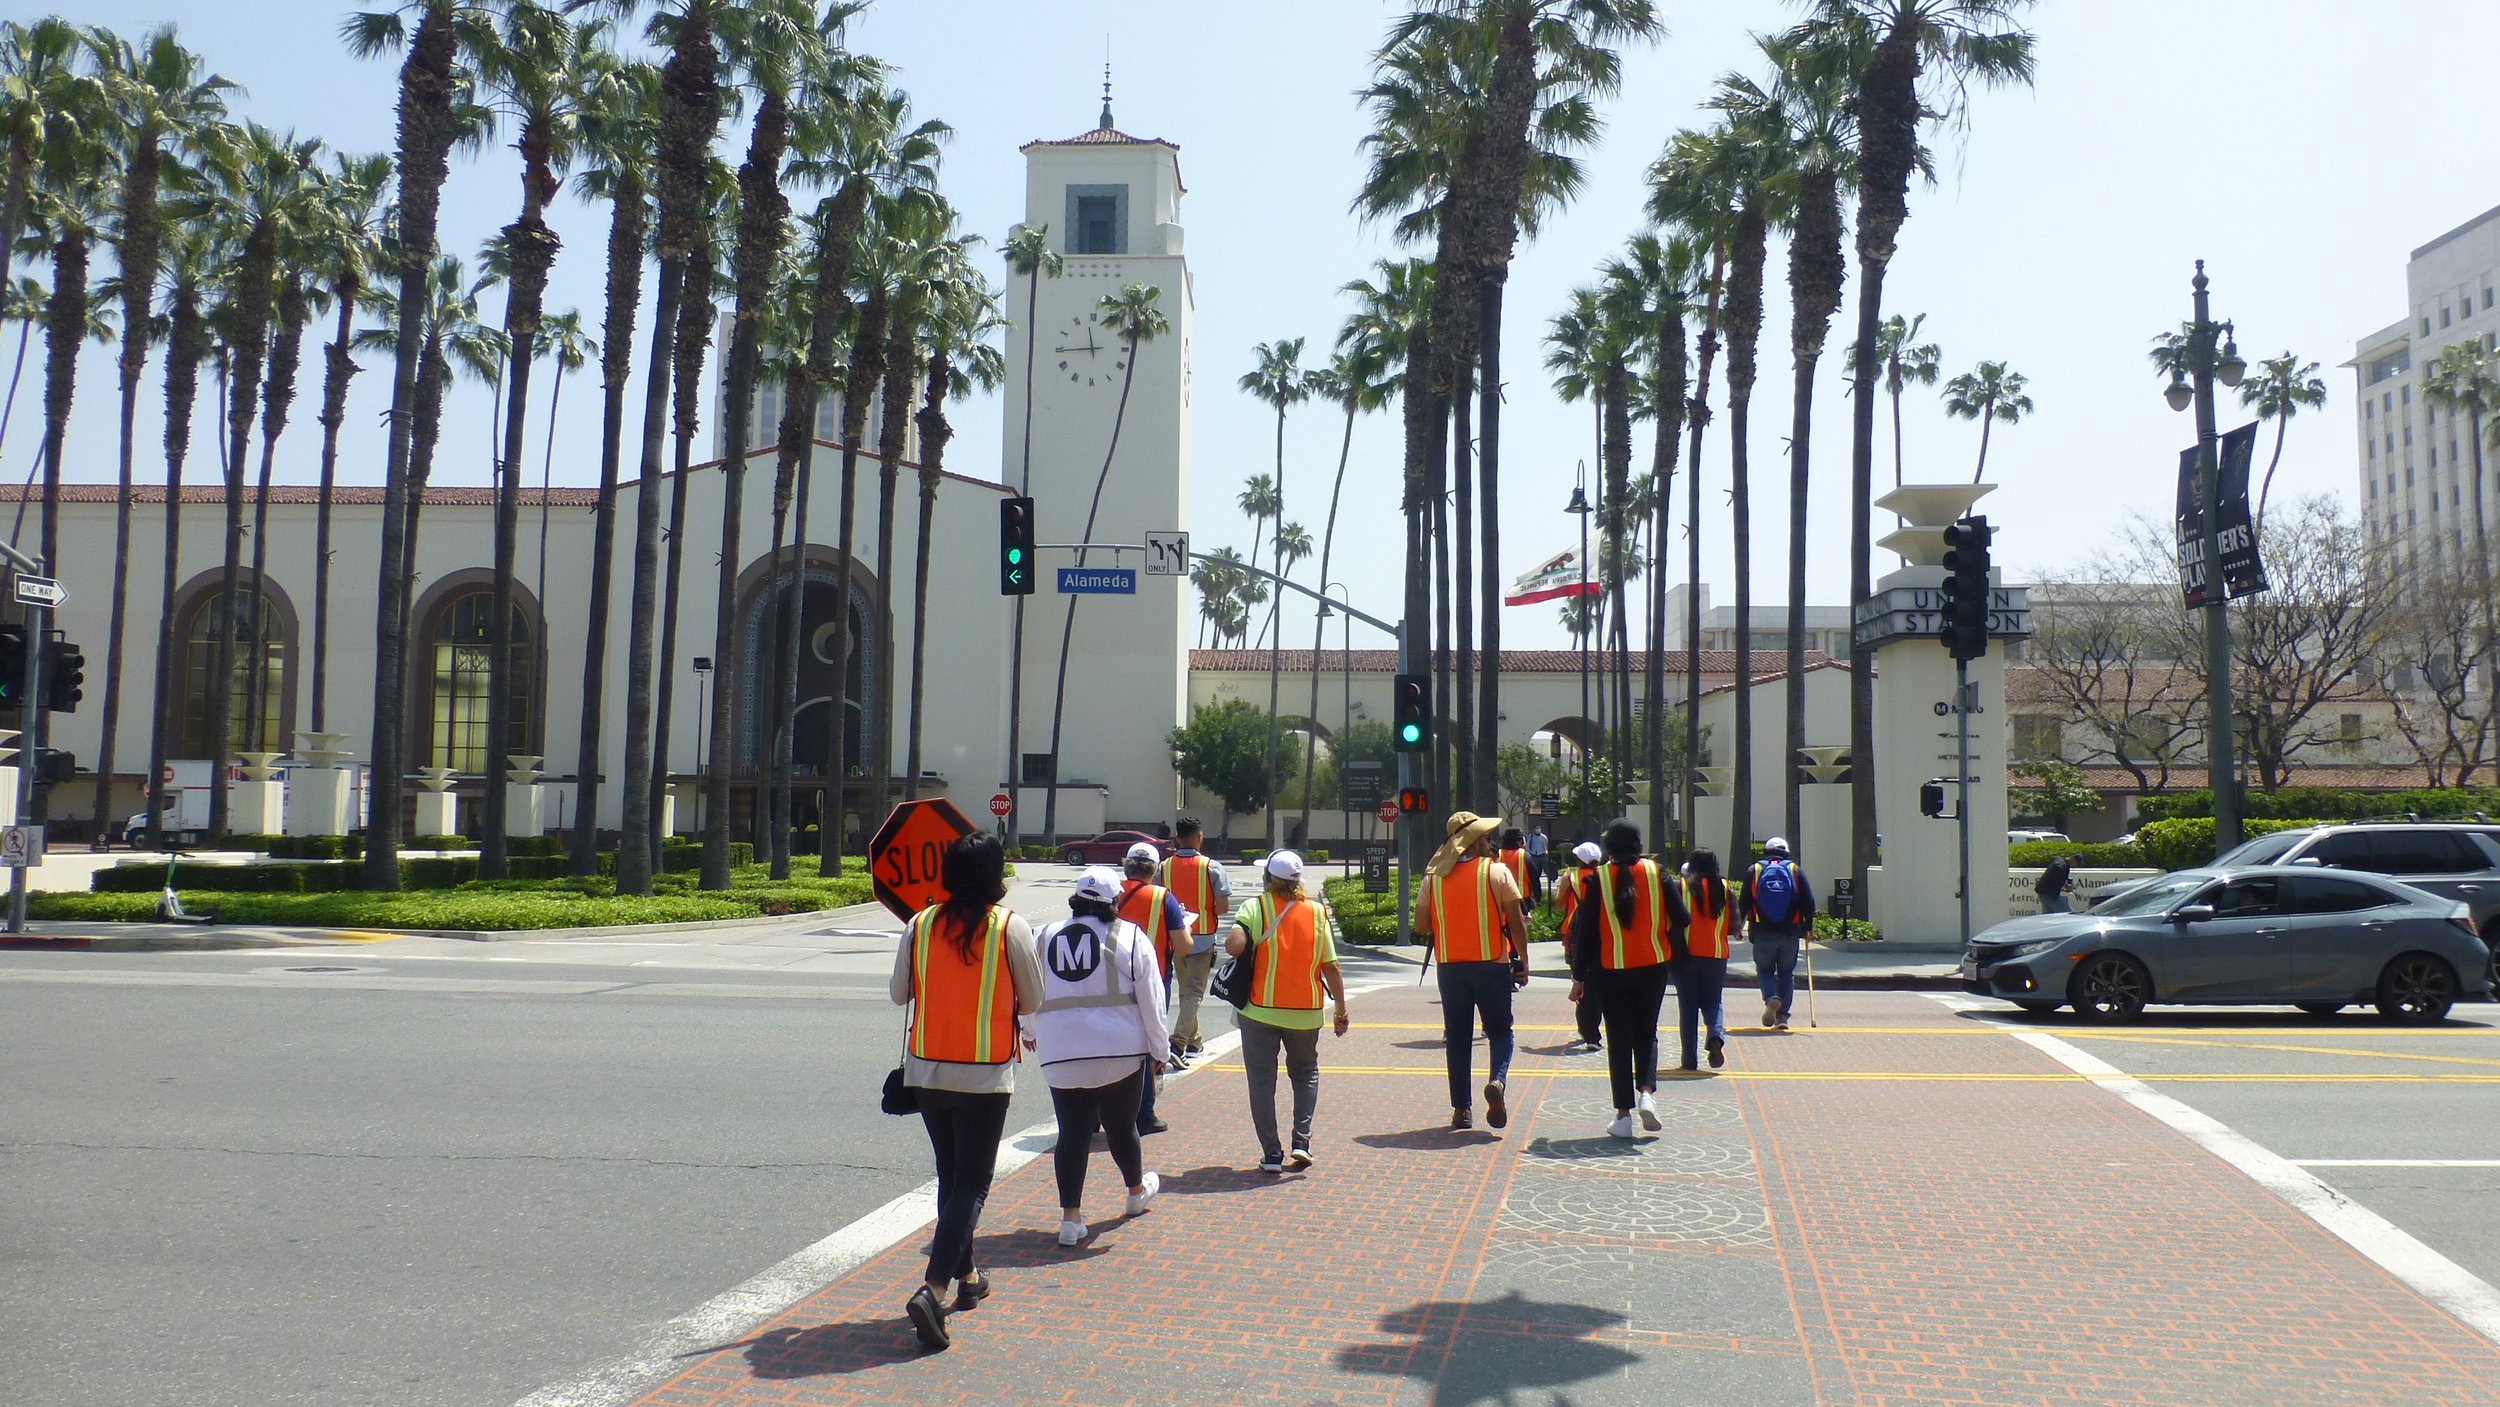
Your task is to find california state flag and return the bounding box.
[1504,547,1598,606]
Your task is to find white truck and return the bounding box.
[120,760,218,847]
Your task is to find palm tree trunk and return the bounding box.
[2471,409,2498,772]
[1452,359,1477,812]
[244,276,307,773]
[1971,399,1994,483]
[206,222,274,839]
[0,316,34,458]
[616,254,686,897]
[905,352,952,807]
[1786,166,1846,853]
[869,315,915,826]
[568,169,645,876]
[762,397,804,873]
[311,281,360,737]
[1682,246,1726,855]
[1725,205,1767,862]
[817,289,886,876]
[1299,400,1356,848]
[1644,312,1688,850]
[1475,284,1505,814]
[485,158,564,878]
[1889,374,1905,488]
[1262,399,1292,848]
[1432,424,1453,818]
[1042,326,1146,845]
[648,231,713,860]
[2255,414,2288,534]
[146,292,205,850]
[27,226,89,836]
[535,361,563,627]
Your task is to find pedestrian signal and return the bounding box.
[1397,787,1430,815]
[1919,779,1947,818]
[42,638,84,713]
[0,625,21,707]
[1936,515,1993,661]
[1000,496,1036,596]
[1391,673,1429,753]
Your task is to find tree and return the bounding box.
[2382,549,2494,786]
[1168,697,1300,843]
[241,142,326,758]
[1242,347,1313,849]
[902,260,1003,819]
[307,150,392,739]
[1789,0,2036,901]
[1294,340,1391,846]
[1039,281,1168,842]
[1604,232,1697,848]
[2020,575,2199,794]
[1941,357,2032,482]
[2007,759,2101,831]
[2236,353,2326,532]
[1876,311,1939,485]
[1233,471,1278,640]
[650,171,730,863]
[2418,342,2497,756]
[0,18,85,292]
[999,219,1060,855]
[530,307,593,617]
[1494,738,1568,822]
[143,225,212,849]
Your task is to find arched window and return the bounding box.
[426,591,534,772]
[738,566,873,780]
[175,588,289,756]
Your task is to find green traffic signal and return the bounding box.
[1008,547,1022,564]
[1400,723,1420,743]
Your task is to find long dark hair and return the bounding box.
[1069,894,1117,923]
[1603,821,1644,923]
[937,833,1007,961]
[1684,847,1727,920]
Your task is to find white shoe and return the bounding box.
[1607,1114,1636,1139]
[1124,1171,1160,1217]
[1637,1090,1662,1130]
[1057,1217,1089,1247]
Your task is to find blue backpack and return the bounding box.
[1751,860,1797,926]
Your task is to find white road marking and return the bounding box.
[1934,996,2500,1350]
[2292,1159,2500,1169]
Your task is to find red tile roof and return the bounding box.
[2075,764,2444,792]
[1189,649,1837,676]
[1018,126,1186,192]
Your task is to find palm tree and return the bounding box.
[806,249,882,876]
[0,275,45,457]
[0,19,85,290]
[1789,0,2037,900]
[903,264,1004,809]
[530,307,593,615]
[1876,311,1939,485]
[1294,343,1390,842]
[87,24,235,843]
[1190,549,1243,648]
[1941,358,2032,481]
[144,225,213,850]
[243,164,323,758]
[2421,343,2498,754]
[307,150,391,737]
[471,4,599,878]
[344,0,480,889]
[1039,281,1168,843]
[2237,352,2326,531]
[1000,220,1060,853]
[1239,337,1308,846]
[1605,231,1697,847]
[1234,470,1278,640]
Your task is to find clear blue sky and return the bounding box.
[36,1,2500,652]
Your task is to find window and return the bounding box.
[2369,440,2379,460]
[2405,426,2414,446]
[2366,400,2375,420]
[2384,391,2394,411]
[2387,433,2396,452]
[2292,876,2392,914]
[2430,446,2438,466]
[2201,876,2282,916]
[2403,385,2413,404]
[2369,475,2378,496]
[2487,332,2496,354]
[2442,306,2453,328]
[2340,712,2363,744]
[1065,184,1129,255]
[2406,466,2415,486]
[428,591,535,773]
[2366,829,2481,876]
[176,588,288,757]
[2484,288,2493,310]
[2423,316,2434,336]
[1020,753,1054,785]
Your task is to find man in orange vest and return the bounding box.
[1159,817,1230,1060]
[1417,810,1531,1131]
[1496,827,1533,900]
[1119,843,1191,1135]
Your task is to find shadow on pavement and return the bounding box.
[1334,1290,1636,1407]
[736,1318,931,1378]
[1156,1163,1301,1195]
[1522,1135,1647,1161]
[965,1227,1115,1270]
[1353,1126,1501,1152]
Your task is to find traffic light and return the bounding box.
[999,496,1036,595]
[1919,779,1947,818]
[1936,514,1994,661]
[35,747,72,784]
[0,625,20,708]
[1397,786,1430,815]
[1391,673,1430,753]
[42,637,83,713]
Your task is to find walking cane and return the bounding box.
[1803,935,1819,1029]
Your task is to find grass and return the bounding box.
[31,863,877,932]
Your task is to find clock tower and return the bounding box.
[1002,104,1194,829]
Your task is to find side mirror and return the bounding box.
[2292,856,2323,867]
[2171,904,2218,923]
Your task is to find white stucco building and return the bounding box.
[2351,202,2500,569]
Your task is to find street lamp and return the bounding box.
[1565,466,1595,834]
[2165,260,2247,854]
[691,656,713,832]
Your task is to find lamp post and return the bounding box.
[2162,260,2249,855]
[1565,466,1595,834]
[691,656,713,834]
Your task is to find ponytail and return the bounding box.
[1600,820,1644,922]
[1685,848,1727,920]
[1611,862,1638,924]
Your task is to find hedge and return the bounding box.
[266,835,365,860]
[1319,876,1399,943]
[92,860,362,893]
[32,889,759,930]
[2138,787,2500,823]
[2130,816,2323,871]
[2007,840,2143,869]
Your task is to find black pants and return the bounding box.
[1436,960,1516,1110]
[1048,1068,1145,1209]
[916,1087,1011,1286]
[1592,964,1673,1112]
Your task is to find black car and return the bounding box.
[2216,823,2500,974]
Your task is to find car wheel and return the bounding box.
[2375,953,2457,1025]
[1061,847,1084,867]
[2014,999,2062,1016]
[2294,1001,2345,1018]
[2068,952,2150,1023]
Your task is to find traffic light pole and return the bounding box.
[1954,659,1972,950]
[1,542,47,935]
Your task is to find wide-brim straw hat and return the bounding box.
[1428,810,1505,879]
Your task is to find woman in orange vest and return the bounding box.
[887,832,1042,1351]
[1565,821,1691,1139]
[1224,851,1349,1173]
[1675,848,1733,1072]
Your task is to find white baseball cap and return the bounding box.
[1075,866,1123,903]
[1264,850,1304,882]
[1764,836,1791,855]
[1124,841,1161,866]
[1571,841,1603,866]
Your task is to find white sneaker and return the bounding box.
[1607,1114,1636,1139]
[1057,1217,1089,1247]
[1637,1090,1662,1131]
[1124,1172,1160,1217]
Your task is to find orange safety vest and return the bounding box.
[1428,856,1505,964]
[1497,847,1530,894]
[1681,878,1732,960]
[1118,880,1175,973]
[1244,897,1326,1010]
[1162,853,1219,936]
[1557,869,1586,929]
[907,905,1017,1064]
[1596,860,1673,971]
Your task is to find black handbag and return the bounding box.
[880,1063,919,1116]
[1214,899,1301,1009]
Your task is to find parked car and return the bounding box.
[1961,864,2492,1023]
[2009,829,2071,846]
[2215,823,2500,963]
[1057,830,1175,866]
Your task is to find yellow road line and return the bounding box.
[316,931,405,944]
[2062,1033,2500,1069]
[1365,1021,2500,1038]
[1196,1063,2500,1084]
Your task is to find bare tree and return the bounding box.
[2019,576,2199,793]
[2380,546,2493,786]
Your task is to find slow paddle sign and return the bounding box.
[869,798,978,922]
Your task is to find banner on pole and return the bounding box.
[2175,422,2268,609]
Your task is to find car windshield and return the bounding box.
[2214,832,2304,866]
[2090,872,2211,917]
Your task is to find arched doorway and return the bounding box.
[735,557,876,836]
[167,575,296,756]
[413,582,542,773]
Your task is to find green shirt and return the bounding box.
[1232,894,1339,1031]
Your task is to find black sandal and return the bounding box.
[952,1271,991,1311]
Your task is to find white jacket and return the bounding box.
[1030,915,1169,1078]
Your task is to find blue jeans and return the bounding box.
[1673,955,1728,1068]
[1752,931,1801,1013]
[1437,960,1516,1110]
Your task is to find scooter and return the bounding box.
[155,850,217,925]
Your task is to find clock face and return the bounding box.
[1053,311,1127,389]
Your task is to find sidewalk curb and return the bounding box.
[7,901,901,950]
[0,931,327,952]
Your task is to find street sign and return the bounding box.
[868,798,977,922]
[1340,759,1385,811]
[1057,566,1137,595]
[1539,790,1563,819]
[1144,531,1190,577]
[1374,800,1400,825]
[1361,844,1390,894]
[987,792,1012,818]
[0,823,42,868]
[12,575,62,607]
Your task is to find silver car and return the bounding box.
[1960,864,2494,1023]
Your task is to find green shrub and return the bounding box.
[401,856,479,888]
[657,840,754,872]
[504,855,572,881]
[2138,786,2500,823]
[265,835,364,860]
[1814,915,1881,943]
[90,860,360,894]
[505,835,565,858]
[1319,875,1401,943]
[407,834,470,852]
[219,834,285,853]
[2007,840,2144,869]
[2130,816,2322,871]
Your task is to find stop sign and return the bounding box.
[988,792,1012,818]
[1375,801,1400,825]
[869,798,978,922]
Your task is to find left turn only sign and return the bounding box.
[869,798,977,922]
